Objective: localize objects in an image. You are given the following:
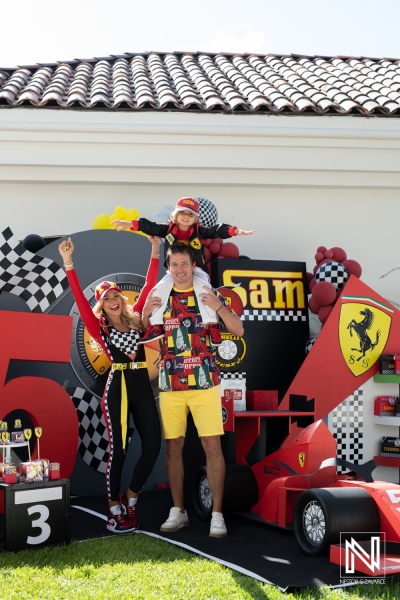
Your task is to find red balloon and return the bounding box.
[342,259,362,278]
[157,482,168,491]
[306,272,314,284]
[309,277,316,293]
[318,305,333,324]
[330,247,347,263]
[309,297,321,314]
[315,252,325,263]
[214,238,223,247]
[312,281,336,306]
[209,241,220,254]
[218,242,240,259]
[204,247,212,262]
[317,258,333,268]
[324,250,334,259]
[317,246,327,253]
[203,239,212,247]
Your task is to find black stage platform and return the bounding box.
[67,490,346,590]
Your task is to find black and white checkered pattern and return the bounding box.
[109,327,140,354]
[68,386,110,473]
[196,197,218,228]
[315,261,348,290]
[305,336,317,354]
[220,372,246,379]
[242,309,307,322]
[332,388,363,473]
[0,227,68,312]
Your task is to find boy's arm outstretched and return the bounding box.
[112,218,169,238]
[198,223,255,239]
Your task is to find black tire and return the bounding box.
[192,464,258,520]
[215,334,248,373]
[292,487,380,557]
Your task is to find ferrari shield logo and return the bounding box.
[190,237,201,250]
[24,428,32,440]
[298,453,305,468]
[35,427,42,438]
[339,298,392,376]
[1,431,9,444]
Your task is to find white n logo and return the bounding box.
[345,536,380,574]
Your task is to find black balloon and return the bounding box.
[238,255,250,260]
[23,234,46,253]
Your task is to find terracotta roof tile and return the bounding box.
[1,52,400,116]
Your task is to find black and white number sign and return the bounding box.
[1,479,70,551]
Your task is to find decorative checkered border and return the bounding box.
[331,388,363,474]
[220,372,246,379]
[241,309,307,322]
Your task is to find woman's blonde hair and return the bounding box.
[170,208,199,224]
[89,292,144,353]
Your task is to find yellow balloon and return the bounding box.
[93,214,112,229]
[126,208,140,220]
[109,214,118,224]
[114,206,127,219]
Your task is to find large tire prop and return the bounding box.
[292,487,380,557]
[192,464,258,520]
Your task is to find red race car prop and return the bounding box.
[193,276,400,574]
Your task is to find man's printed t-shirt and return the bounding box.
[159,287,225,392]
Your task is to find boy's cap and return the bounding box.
[175,197,199,216]
[95,281,123,302]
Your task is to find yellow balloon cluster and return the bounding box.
[92,206,146,236]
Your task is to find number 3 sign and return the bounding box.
[0,310,78,514]
[1,480,70,551]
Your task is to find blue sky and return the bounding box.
[1,0,399,67]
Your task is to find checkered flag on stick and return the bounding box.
[0,227,68,313]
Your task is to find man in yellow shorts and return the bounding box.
[143,242,244,538]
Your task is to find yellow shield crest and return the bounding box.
[339,298,392,376]
[1,421,7,430]
[298,453,305,468]
[190,238,201,251]
[1,431,9,444]
[35,427,42,438]
[24,429,32,441]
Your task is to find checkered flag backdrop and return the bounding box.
[68,386,135,473]
[196,197,218,228]
[0,227,68,312]
[68,386,110,473]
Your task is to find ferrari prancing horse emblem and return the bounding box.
[339,298,392,376]
[298,452,305,468]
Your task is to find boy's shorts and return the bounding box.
[159,385,224,439]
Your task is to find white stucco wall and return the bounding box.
[1,108,400,306]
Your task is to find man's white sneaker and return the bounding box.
[209,512,227,538]
[160,507,189,532]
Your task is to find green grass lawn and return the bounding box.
[1,535,400,600]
